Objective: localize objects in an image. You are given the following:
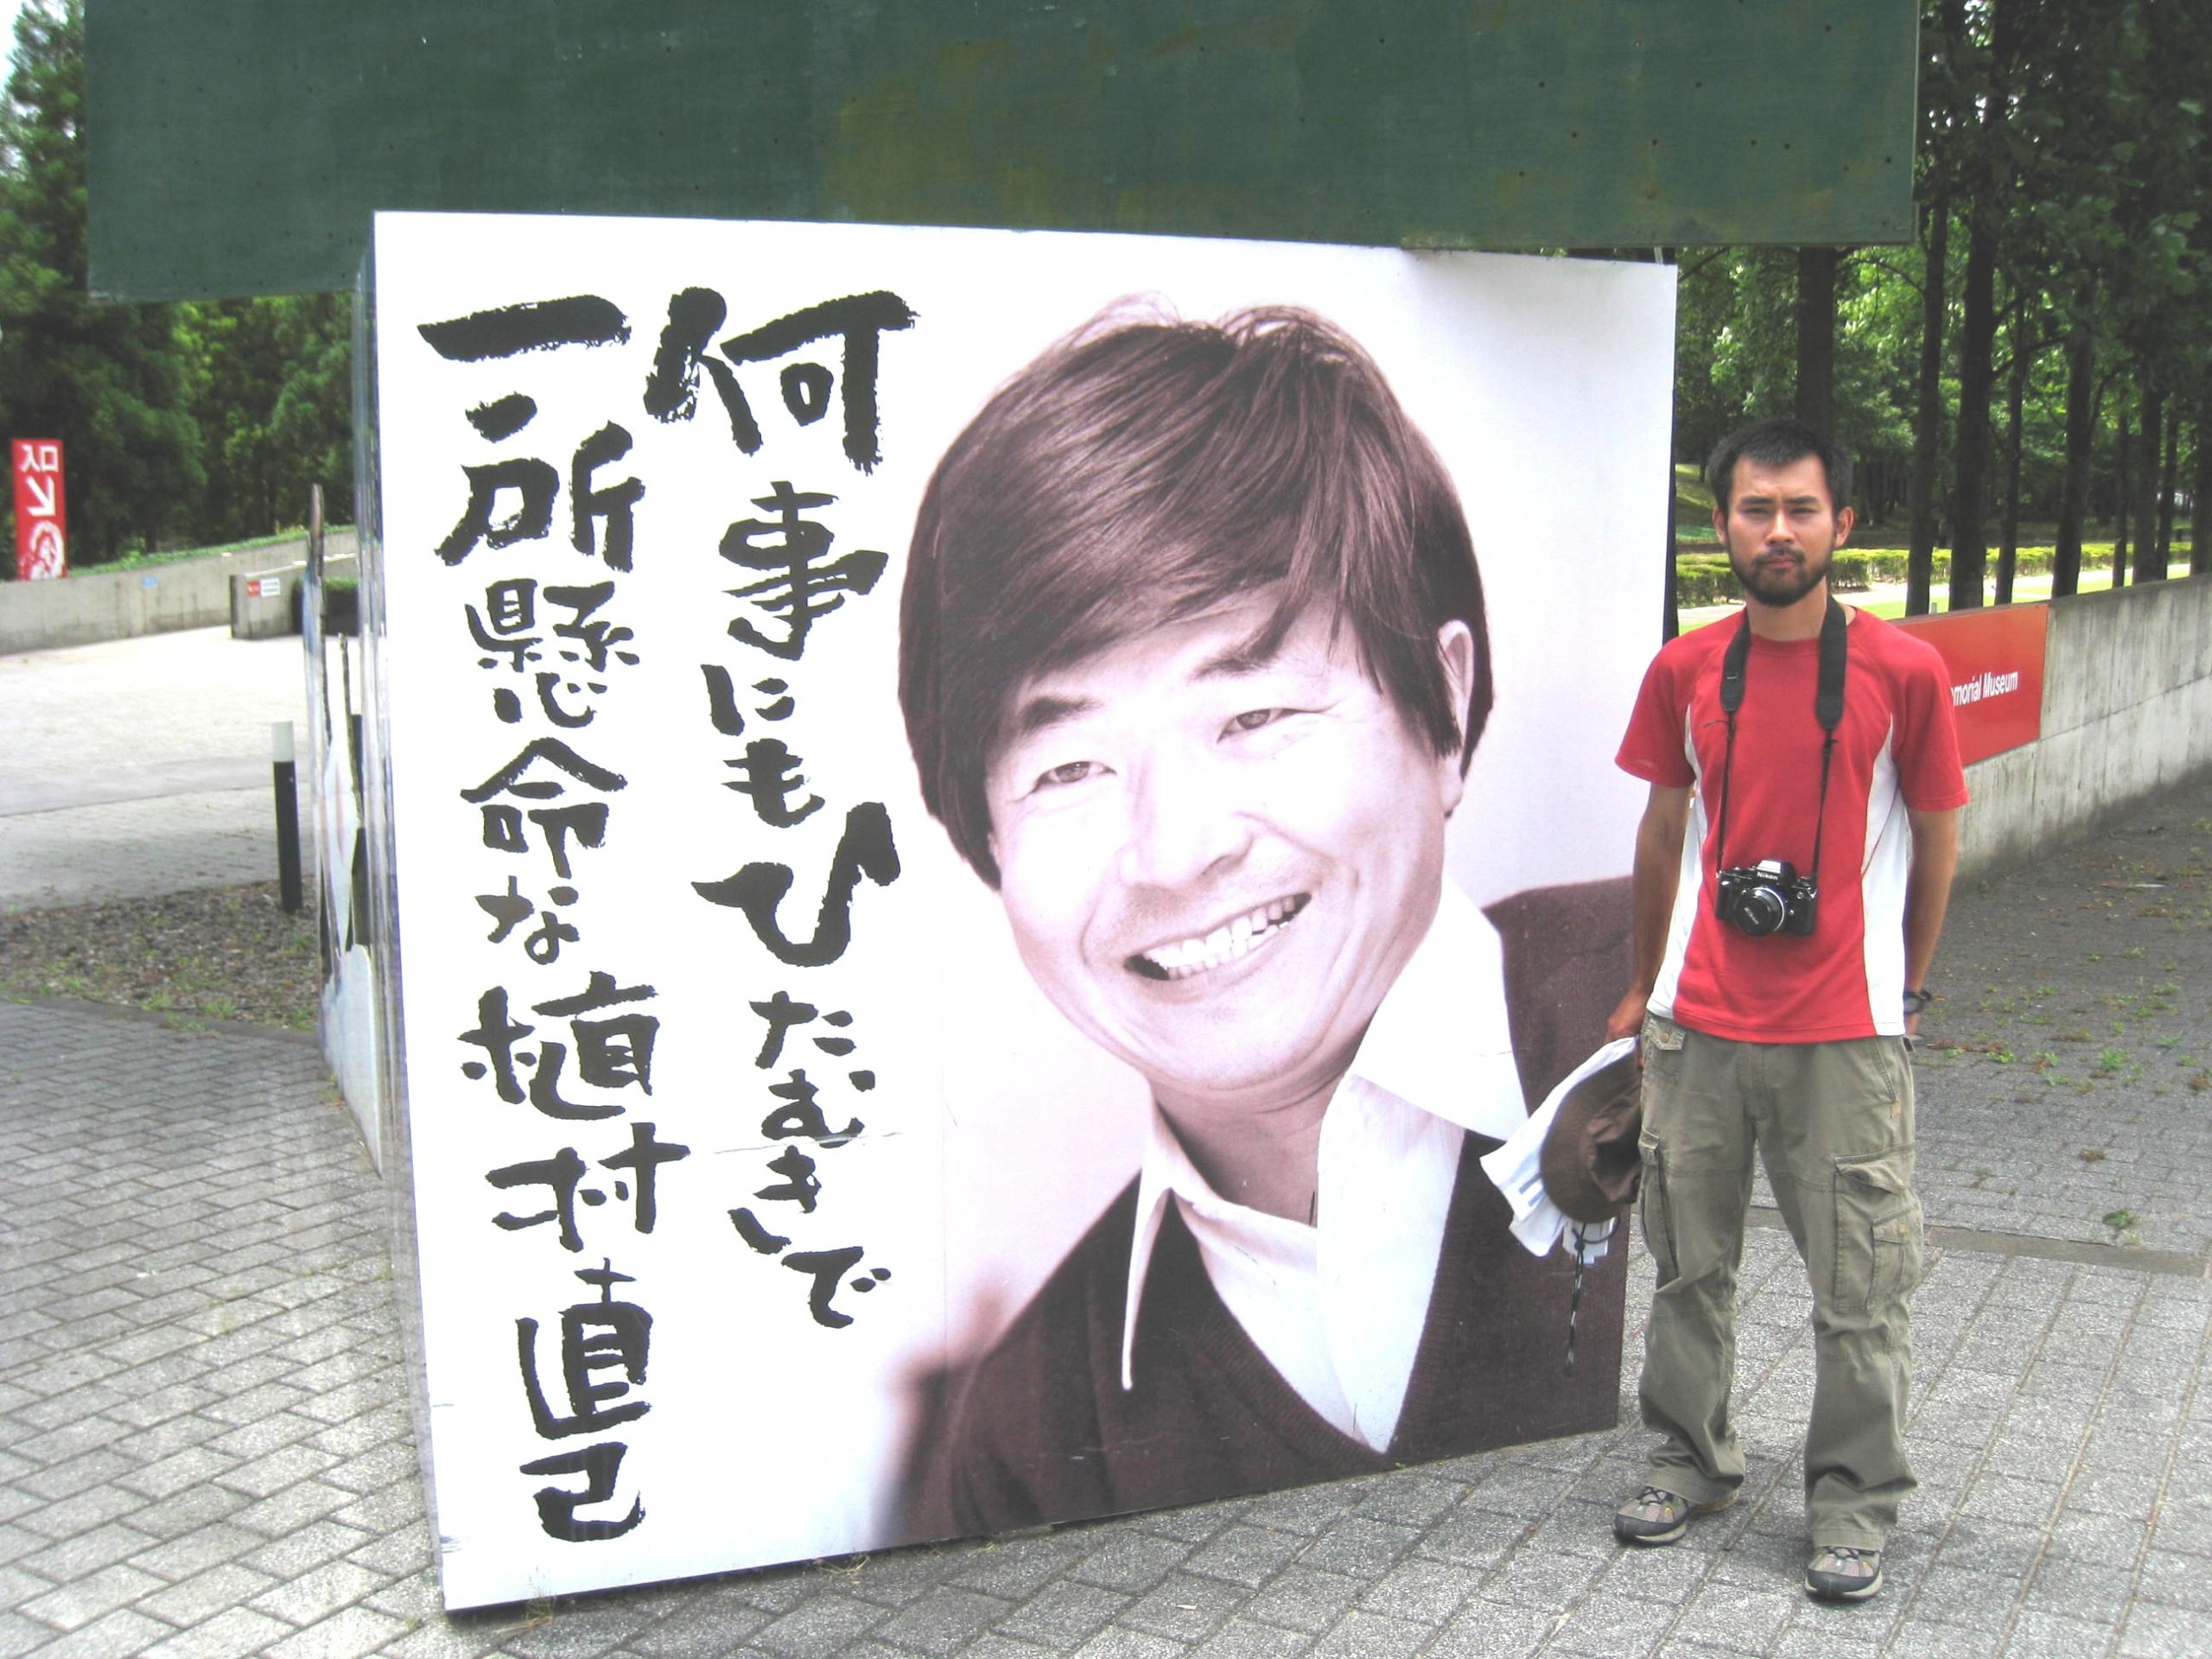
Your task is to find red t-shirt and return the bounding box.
[1616,609,1968,1043]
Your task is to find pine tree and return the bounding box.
[180,292,354,543]
[0,0,202,564]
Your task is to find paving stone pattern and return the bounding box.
[7,1001,2212,1650]
[0,630,309,911]
[7,631,2212,1654]
[1910,779,2212,1259]
[0,793,313,914]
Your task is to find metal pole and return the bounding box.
[273,720,303,913]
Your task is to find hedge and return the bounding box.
[1672,546,2080,607]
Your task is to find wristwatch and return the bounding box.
[1902,988,1935,1017]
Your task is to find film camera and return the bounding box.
[1714,858,1818,938]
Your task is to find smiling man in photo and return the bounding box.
[898,305,1630,1533]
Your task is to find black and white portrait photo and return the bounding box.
[371,213,1674,1606]
[899,303,1643,1530]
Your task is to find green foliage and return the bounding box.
[178,293,355,543]
[1675,551,1877,607]
[1674,245,1920,484]
[1674,543,2127,608]
[0,2,353,571]
[0,0,2197,592]
[0,0,203,563]
[1669,0,2209,601]
[104,529,340,570]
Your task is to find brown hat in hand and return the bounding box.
[1538,1048,1643,1224]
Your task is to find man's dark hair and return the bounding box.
[1705,417,1853,515]
[898,304,1492,887]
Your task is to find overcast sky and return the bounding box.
[3,0,31,69]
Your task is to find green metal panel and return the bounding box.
[88,0,1917,302]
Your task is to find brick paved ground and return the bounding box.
[0,630,308,910]
[5,990,2211,1658]
[5,630,2212,1656]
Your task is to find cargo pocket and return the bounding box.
[1638,1128,1678,1288]
[1832,1148,1924,1312]
[1642,1014,1686,1067]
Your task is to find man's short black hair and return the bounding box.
[1706,418,1853,515]
[899,304,1491,888]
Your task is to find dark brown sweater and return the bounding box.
[916,876,1632,1536]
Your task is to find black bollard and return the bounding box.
[273,720,303,914]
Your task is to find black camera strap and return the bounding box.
[1710,596,1848,886]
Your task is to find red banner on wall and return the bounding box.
[1895,602,2048,766]
[12,439,67,581]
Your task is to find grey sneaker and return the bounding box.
[1611,1485,1734,1546]
[1805,1545,1885,1601]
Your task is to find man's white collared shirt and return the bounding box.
[1116,882,1526,1451]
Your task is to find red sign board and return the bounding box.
[1894,602,2048,766]
[11,439,67,581]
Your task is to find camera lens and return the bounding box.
[1733,886,1788,936]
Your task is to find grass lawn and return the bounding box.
[1857,568,2119,619]
[1681,565,2146,626]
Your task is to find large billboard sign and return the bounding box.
[372,213,1674,1607]
[12,439,66,581]
[1895,603,2049,766]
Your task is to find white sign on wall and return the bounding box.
[373,213,1674,1609]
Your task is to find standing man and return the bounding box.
[1606,418,1965,1602]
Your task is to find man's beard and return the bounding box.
[1732,542,1833,607]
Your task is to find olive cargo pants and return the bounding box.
[1634,1016,1924,1549]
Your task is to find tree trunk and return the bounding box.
[1948,213,1997,611]
[2053,324,2093,598]
[1996,297,2028,607]
[1664,467,1681,643]
[2113,409,2131,588]
[2156,410,2179,568]
[2192,404,2210,577]
[2133,385,2167,584]
[1664,383,1681,641]
[1907,202,1949,616]
[1795,247,1839,434]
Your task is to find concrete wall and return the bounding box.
[230,556,359,641]
[1959,573,2212,882]
[0,529,360,654]
[230,563,304,640]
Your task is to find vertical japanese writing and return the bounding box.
[668,289,914,1329]
[418,279,914,1548]
[423,292,664,1544]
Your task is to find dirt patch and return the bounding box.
[0,881,321,1030]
